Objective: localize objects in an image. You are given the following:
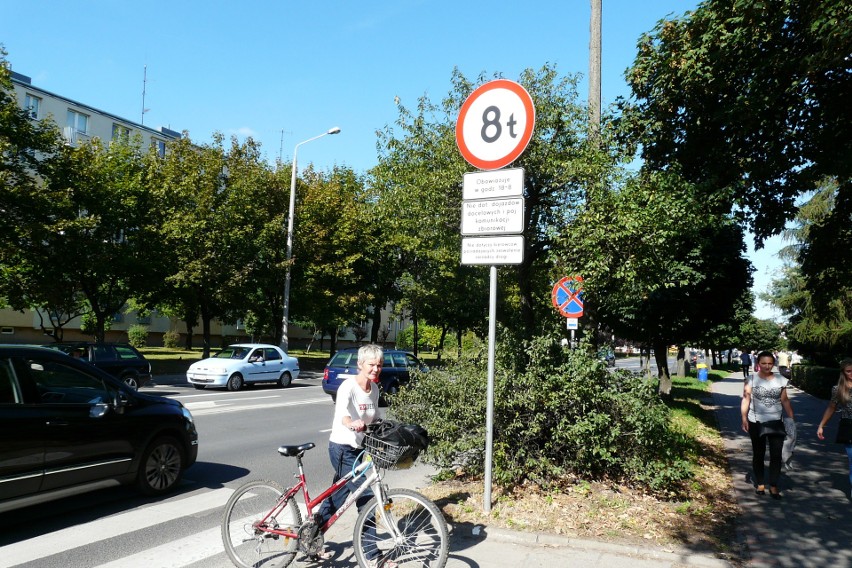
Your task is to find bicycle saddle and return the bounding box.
[277,442,316,457]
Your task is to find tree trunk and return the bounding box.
[457,329,463,359]
[437,326,448,362]
[329,328,338,355]
[412,308,419,357]
[655,341,673,398]
[370,305,382,344]
[676,345,687,377]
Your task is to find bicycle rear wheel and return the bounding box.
[353,488,449,568]
[221,480,302,568]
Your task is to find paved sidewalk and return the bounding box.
[711,373,852,567]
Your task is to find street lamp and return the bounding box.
[281,126,341,352]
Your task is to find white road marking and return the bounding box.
[188,397,331,416]
[2,488,234,566]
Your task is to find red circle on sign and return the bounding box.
[551,276,584,318]
[456,79,536,171]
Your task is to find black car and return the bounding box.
[0,345,198,513]
[322,348,428,402]
[46,342,152,390]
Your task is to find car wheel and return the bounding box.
[277,371,292,388]
[330,393,336,403]
[122,374,139,390]
[192,384,206,390]
[136,436,185,495]
[227,373,244,391]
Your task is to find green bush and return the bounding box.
[162,330,180,349]
[127,324,148,348]
[792,364,838,399]
[389,331,692,495]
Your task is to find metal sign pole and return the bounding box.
[484,265,497,512]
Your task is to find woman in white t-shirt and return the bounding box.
[741,350,795,499]
[316,344,393,567]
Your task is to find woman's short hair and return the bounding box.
[358,344,384,365]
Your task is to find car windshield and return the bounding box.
[214,347,251,360]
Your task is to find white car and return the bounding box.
[187,344,300,391]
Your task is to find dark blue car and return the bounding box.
[322,348,428,402]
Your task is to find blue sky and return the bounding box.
[2,0,781,319]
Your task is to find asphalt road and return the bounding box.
[0,373,434,568]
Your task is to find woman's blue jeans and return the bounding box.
[317,441,379,559]
[845,444,852,486]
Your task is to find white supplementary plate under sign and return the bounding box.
[461,236,524,265]
[461,198,524,236]
[566,318,579,330]
[463,168,524,200]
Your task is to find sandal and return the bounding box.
[755,485,766,496]
[311,549,334,561]
[769,487,781,500]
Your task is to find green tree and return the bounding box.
[150,134,242,357]
[764,181,852,358]
[371,65,617,349]
[33,136,161,342]
[0,48,77,336]
[740,317,784,353]
[557,170,753,395]
[623,0,852,242]
[290,165,370,353]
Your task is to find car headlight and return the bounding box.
[182,406,195,425]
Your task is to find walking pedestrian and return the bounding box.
[740,350,752,380]
[741,350,795,499]
[816,359,852,494]
[777,350,791,379]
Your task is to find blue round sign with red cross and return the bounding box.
[551,276,584,318]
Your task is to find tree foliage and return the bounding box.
[556,170,753,392]
[623,0,852,242]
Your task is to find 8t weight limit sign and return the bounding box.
[456,79,536,171]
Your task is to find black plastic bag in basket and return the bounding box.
[372,420,429,450]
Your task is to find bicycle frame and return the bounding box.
[255,452,382,540]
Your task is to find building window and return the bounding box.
[67,109,88,135]
[112,123,130,142]
[153,139,166,157]
[24,93,41,119]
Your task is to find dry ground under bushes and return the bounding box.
[420,405,744,565]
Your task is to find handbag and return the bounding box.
[758,419,786,438]
[836,418,852,444]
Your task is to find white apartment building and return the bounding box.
[4,71,408,349]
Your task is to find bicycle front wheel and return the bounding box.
[221,480,302,568]
[353,488,449,568]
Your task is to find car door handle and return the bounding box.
[46,420,70,427]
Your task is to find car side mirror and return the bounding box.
[90,402,109,418]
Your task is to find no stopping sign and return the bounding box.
[455,79,535,171]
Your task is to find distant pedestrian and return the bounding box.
[740,351,752,380]
[777,350,791,379]
[741,350,795,499]
[816,359,852,493]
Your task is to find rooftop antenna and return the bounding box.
[141,65,151,125]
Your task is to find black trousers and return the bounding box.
[748,421,785,487]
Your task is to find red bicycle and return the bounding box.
[221,428,449,568]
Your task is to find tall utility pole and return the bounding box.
[589,0,602,142]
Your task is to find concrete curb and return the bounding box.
[473,525,733,567]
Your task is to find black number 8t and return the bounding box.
[480,106,518,144]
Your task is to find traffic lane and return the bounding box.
[0,382,338,544]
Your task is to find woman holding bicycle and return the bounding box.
[317,344,394,567]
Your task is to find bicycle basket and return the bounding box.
[364,433,420,470]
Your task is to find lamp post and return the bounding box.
[281,127,341,352]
